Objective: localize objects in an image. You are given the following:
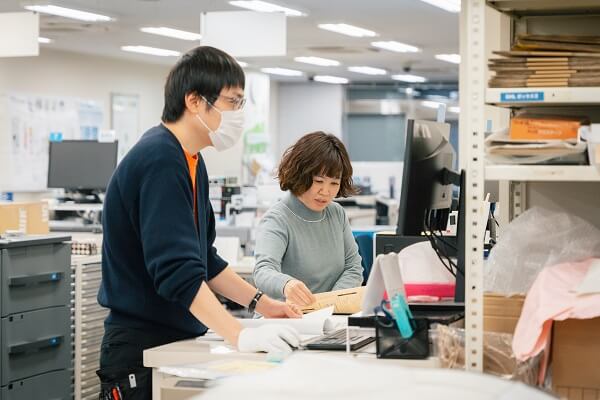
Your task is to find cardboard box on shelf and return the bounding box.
[0,201,49,235]
[483,293,525,334]
[509,115,588,142]
[552,318,600,399]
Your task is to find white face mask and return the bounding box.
[196,97,245,152]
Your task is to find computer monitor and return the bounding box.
[47,140,118,196]
[396,119,465,302]
[397,119,454,236]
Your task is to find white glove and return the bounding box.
[237,324,300,354]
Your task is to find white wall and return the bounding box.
[276,82,344,157]
[0,48,170,200]
[0,48,262,199]
[0,48,169,134]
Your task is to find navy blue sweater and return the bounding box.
[98,124,227,338]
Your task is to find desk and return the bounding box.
[144,331,439,399]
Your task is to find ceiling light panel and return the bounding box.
[318,23,377,38]
[418,0,460,13]
[24,5,112,22]
[38,37,52,44]
[140,27,201,41]
[229,1,306,17]
[435,53,461,64]
[348,66,386,75]
[294,56,340,67]
[392,74,427,83]
[371,41,420,53]
[261,67,303,76]
[313,75,349,84]
[121,46,181,57]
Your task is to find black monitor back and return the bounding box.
[47,140,118,190]
[397,119,454,236]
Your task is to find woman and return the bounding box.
[254,132,363,306]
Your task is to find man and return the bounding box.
[97,46,301,399]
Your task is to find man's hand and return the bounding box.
[237,325,300,353]
[255,295,302,318]
[283,279,316,306]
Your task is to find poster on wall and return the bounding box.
[242,72,272,185]
[0,93,103,191]
[110,93,140,161]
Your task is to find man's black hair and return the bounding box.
[161,46,245,122]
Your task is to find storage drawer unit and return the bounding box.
[0,241,70,317]
[73,254,107,400]
[0,369,71,400]
[0,235,72,399]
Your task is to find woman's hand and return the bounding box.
[256,295,302,318]
[283,279,316,306]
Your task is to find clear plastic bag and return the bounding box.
[432,325,540,386]
[485,206,600,294]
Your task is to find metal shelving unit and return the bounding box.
[72,254,107,400]
[464,0,600,387]
[486,87,600,107]
[487,0,600,16]
[485,165,600,181]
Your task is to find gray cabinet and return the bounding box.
[0,236,72,400]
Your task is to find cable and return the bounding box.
[423,210,456,277]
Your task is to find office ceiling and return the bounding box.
[0,0,459,83]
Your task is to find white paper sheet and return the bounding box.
[238,306,336,335]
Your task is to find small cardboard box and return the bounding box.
[509,115,586,141]
[25,201,50,234]
[552,318,600,399]
[0,201,49,235]
[483,293,525,334]
[0,202,28,234]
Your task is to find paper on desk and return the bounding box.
[238,306,336,335]
[576,258,600,295]
[159,359,277,380]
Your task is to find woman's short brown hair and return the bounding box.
[278,131,357,197]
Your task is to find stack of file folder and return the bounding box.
[489,34,600,88]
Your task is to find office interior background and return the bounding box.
[0,0,599,399]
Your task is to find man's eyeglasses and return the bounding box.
[219,95,246,110]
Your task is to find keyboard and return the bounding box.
[303,329,375,351]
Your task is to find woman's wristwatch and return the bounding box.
[248,289,264,314]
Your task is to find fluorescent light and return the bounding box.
[294,56,340,67]
[261,67,303,77]
[313,75,349,84]
[121,46,181,57]
[392,74,427,83]
[421,100,445,109]
[436,53,461,64]
[38,37,52,44]
[348,66,386,76]
[24,5,112,22]
[449,106,460,113]
[371,41,420,53]
[140,27,201,41]
[236,60,248,67]
[318,23,377,38]
[418,0,460,13]
[229,1,305,17]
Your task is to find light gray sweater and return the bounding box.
[253,192,363,300]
